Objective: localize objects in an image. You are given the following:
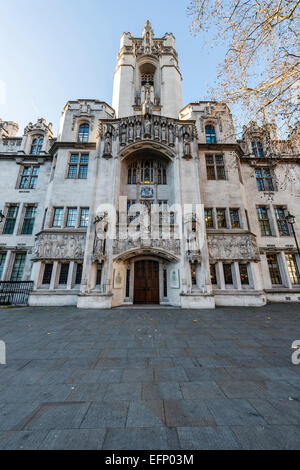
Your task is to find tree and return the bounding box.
[188,1,300,132]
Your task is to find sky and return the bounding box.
[0,0,228,135]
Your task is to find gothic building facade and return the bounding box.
[0,21,299,309]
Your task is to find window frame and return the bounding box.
[205,125,217,144]
[77,123,90,143]
[257,206,272,236]
[67,153,89,180]
[205,154,226,181]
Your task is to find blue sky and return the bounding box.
[1,0,228,135]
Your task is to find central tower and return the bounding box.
[112,20,183,119]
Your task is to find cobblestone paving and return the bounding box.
[0,303,300,449]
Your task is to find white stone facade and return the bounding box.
[0,21,299,309]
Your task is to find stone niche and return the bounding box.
[208,233,260,261]
[32,231,86,260]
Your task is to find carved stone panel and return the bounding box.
[208,234,259,260]
[33,232,86,260]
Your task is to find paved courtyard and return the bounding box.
[0,303,300,450]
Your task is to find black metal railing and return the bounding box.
[0,281,34,306]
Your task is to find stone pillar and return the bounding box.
[50,261,59,290]
[279,251,292,288]
[233,262,242,290]
[67,261,75,290]
[217,261,225,290]
[1,250,12,281]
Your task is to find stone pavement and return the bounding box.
[0,303,300,450]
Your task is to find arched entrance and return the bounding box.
[134,260,159,304]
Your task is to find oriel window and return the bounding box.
[78,123,90,143]
[216,208,227,228]
[251,141,264,158]
[205,125,216,144]
[266,254,282,285]
[286,254,300,285]
[205,208,214,228]
[230,209,240,228]
[30,136,43,155]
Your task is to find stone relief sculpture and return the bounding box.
[33,233,86,260]
[208,235,259,260]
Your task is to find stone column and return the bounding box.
[67,261,75,290]
[50,261,59,290]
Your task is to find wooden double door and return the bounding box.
[134,260,159,304]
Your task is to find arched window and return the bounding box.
[141,161,154,184]
[78,123,90,143]
[127,160,167,185]
[30,136,44,155]
[251,141,264,158]
[205,125,216,144]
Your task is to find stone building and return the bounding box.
[0,21,299,309]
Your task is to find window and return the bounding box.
[216,208,227,228]
[80,208,89,227]
[266,254,282,285]
[127,160,167,185]
[205,125,216,144]
[30,136,43,155]
[3,206,19,234]
[141,160,154,184]
[230,209,240,228]
[96,263,102,286]
[191,263,197,286]
[59,263,69,285]
[21,206,37,234]
[10,253,26,281]
[239,264,249,285]
[19,166,40,189]
[66,208,77,227]
[52,208,64,227]
[126,269,131,297]
[223,263,233,284]
[78,123,90,143]
[286,254,300,285]
[163,269,168,297]
[257,207,272,236]
[251,141,264,158]
[274,207,290,236]
[205,208,214,228]
[255,168,274,191]
[206,155,226,180]
[157,163,167,185]
[127,200,137,224]
[75,264,83,284]
[67,154,89,179]
[210,264,217,285]
[42,264,53,284]
[0,253,6,279]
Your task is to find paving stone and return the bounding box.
[231,425,290,450]
[142,382,183,400]
[0,403,40,431]
[39,429,106,450]
[248,398,300,425]
[185,367,231,382]
[80,401,129,428]
[218,380,267,398]
[155,367,189,382]
[103,382,142,401]
[21,402,91,431]
[66,384,107,401]
[164,399,216,427]
[0,431,48,450]
[176,426,240,450]
[103,427,180,450]
[126,400,165,427]
[205,398,266,426]
[181,381,225,399]
[122,368,154,382]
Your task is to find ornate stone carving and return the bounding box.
[33,232,86,260]
[208,234,259,260]
[113,238,181,256]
